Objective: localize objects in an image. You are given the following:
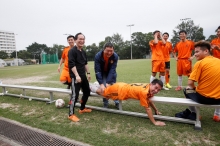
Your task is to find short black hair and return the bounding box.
[194,41,211,52]
[179,30,187,35]
[103,42,114,50]
[75,32,85,40]
[163,32,169,37]
[151,79,163,88]
[67,35,75,40]
[153,30,160,35]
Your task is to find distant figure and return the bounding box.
[149,30,168,90]
[210,26,220,121]
[90,79,166,126]
[94,42,119,109]
[162,32,173,89]
[173,30,194,91]
[68,33,92,122]
[58,35,75,89]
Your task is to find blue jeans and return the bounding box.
[102,73,119,106]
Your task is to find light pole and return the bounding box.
[127,24,134,59]
[63,34,72,36]
[15,34,18,66]
[180,18,191,30]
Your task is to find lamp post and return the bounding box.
[127,24,134,59]
[63,34,72,36]
[15,34,18,66]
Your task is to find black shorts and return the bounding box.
[183,88,220,105]
[165,61,170,69]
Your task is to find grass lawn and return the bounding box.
[0,58,220,146]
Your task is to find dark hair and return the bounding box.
[179,30,187,35]
[153,30,160,35]
[163,32,169,37]
[75,32,85,40]
[67,35,75,40]
[194,41,211,52]
[151,79,163,88]
[218,26,220,29]
[103,42,114,50]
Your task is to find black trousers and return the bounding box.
[69,74,90,116]
[184,88,220,105]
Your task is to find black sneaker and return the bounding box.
[103,104,108,108]
[187,112,196,120]
[175,108,191,118]
[115,103,119,110]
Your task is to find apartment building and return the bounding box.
[0,30,16,55]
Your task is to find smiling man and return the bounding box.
[68,33,92,122]
[90,79,166,126]
[94,42,119,109]
[175,41,220,121]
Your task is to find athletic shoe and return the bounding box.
[103,104,109,108]
[165,83,172,89]
[162,86,169,90]
[79,108,92,114]
[68,114,79,122]
[175,108,191,118]
[66,105,70,108]
[213,115,220,122]
[175,86,182,91]
[115,103,119,110]
[187,112,196,120]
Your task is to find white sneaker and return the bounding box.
[162,86,169,90]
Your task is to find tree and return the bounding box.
[26,42,49,62]
[0,51,8,59]
[206,35,216,42]
[18,50,31,59]
[85,43,99,61]
[171,20,206,46]
[132,32,148,59]
[50,44,65,59]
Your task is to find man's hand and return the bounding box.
[76,76,81,83]
[100,84,106,93]
[155,110,162,115]
[58,66,61,73]
[87,74,91,82]
[154,121,166,126]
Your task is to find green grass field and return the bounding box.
[0,58,220,146]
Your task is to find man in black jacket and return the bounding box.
[68,33,91,122]
[94,42,119,109]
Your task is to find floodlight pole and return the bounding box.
[127,24,134,59]
[15,34,18,66]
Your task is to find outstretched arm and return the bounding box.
[149,101,162,115]
[145,107,165,126]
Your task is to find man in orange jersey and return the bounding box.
[173,30,194,91]
[149,30,169,90]
[58,35,75,89]
[175,41,220,121]
[162,32,173,89]
[211,26,220,59]
[210,26,220,121]
[90,79,166,126]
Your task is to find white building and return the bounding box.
[0,30,16,55]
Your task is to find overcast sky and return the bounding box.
[1,0,219,51]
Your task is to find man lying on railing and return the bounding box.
[90,79,166,126]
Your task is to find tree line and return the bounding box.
[0,20,217,62]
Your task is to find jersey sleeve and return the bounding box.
[189,61,201,82]
[139,91,149,107]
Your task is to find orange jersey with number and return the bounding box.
[211,38,220,59]
[149,40,165,61]
[162,41,173,62]
[61,46,71,70]
[189,56,220,99]
[173,40,194,59]
[103,83,153,107]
